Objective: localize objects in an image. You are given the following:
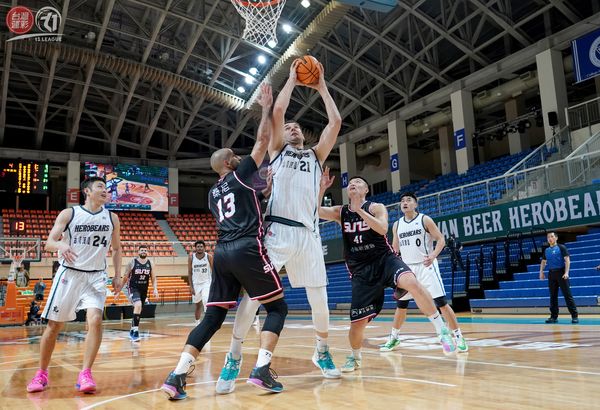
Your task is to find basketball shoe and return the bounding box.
[439,327,456,355]
[26,369,49,393]
[312,347,341,378]
[216,353,242,394]
[130,330,140,342]
[341,356,361,373]
[161,371,188,400]
[455,336,469,353]
[379,337,402,352]
[247,363,283,393]
[76,369,96,393]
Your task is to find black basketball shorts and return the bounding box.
[347,253,413,322]
[128,286,148,305]
[207,236,282,308]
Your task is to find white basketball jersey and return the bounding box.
[396,213,433,264]
[192,253,211,284]
[61,206,113,271]
[266,145,322,231]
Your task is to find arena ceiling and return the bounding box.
[0,0,597,170]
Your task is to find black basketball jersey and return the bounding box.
[341,201,393,268]
[208,156,262,242]
[128,258,152,289]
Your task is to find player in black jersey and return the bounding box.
[123,245,157,342]
[161,83,288,400]
[318,169,456,372]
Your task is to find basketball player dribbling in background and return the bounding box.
[219,58,343,381]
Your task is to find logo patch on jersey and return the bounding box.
[53,306,59,313]
[343,221,370,233]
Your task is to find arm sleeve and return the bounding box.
[235,156,258,185]
[559,244,570,257]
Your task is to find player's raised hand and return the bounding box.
[57,242,78,264]
[305,62,326,92]
[289,59,302,86]
[320,166,335,192]
[257,82,273,109]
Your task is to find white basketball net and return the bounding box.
[231,0,287,47]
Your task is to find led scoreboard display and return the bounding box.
[0,160,49,194]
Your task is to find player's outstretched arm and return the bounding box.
[318,166,341,223]
[250,82,273,167]
[270,60,301,158]
[110,212,123,292]
[311,62,342,164]
[45,208,77,263]
[150,260,158,297]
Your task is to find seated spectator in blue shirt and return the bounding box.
[34,278,46,301]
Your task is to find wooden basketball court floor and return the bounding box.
[2,313,600,409]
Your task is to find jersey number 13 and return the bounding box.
[217,193,236,222]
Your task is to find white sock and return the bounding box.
[174,352,195,375]
[229,336,243,360]
[352,349,362,360]
[316,336,328,352]
[256,348,272,367]
[131,326,138,332]
[391,327,400,339]
[428,313,444,335]
[453,328,463,339]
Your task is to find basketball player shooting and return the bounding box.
[161,83,289,400]
[220,57,343,381]
[318,169,456,372]
[27,177,122,394]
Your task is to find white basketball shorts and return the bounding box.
[264,223,327,288]
[399,259,446,301]
[42,266,108,322]
[193,281,211,306]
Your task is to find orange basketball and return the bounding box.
[296,55,320,85]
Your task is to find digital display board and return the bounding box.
[84,162,169,212]
[9,218,27,235]
[0,160,49,194]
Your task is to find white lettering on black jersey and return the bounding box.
[208,156,263,242]
[341,201,393,270]
[128,258,152,290]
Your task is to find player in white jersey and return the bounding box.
[380,192,468,353]
[188,240,213,324]
[220,59,343,379]
[27,176,122,394]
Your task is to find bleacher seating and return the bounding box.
[1,209,175,257]
[166,213,217,253]
[320,151,533,241]
[14,275,192,321]
[471,230,600,309]
[116,212,175,257]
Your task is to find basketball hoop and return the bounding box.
[231,0,287,47]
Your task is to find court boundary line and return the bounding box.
[80,374,456,409]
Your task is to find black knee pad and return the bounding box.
[396,299,410,309]
[262,298,288,336]
[185,306,228,351]
[434,296,448,308]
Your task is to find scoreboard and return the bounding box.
[0,160,49,194]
